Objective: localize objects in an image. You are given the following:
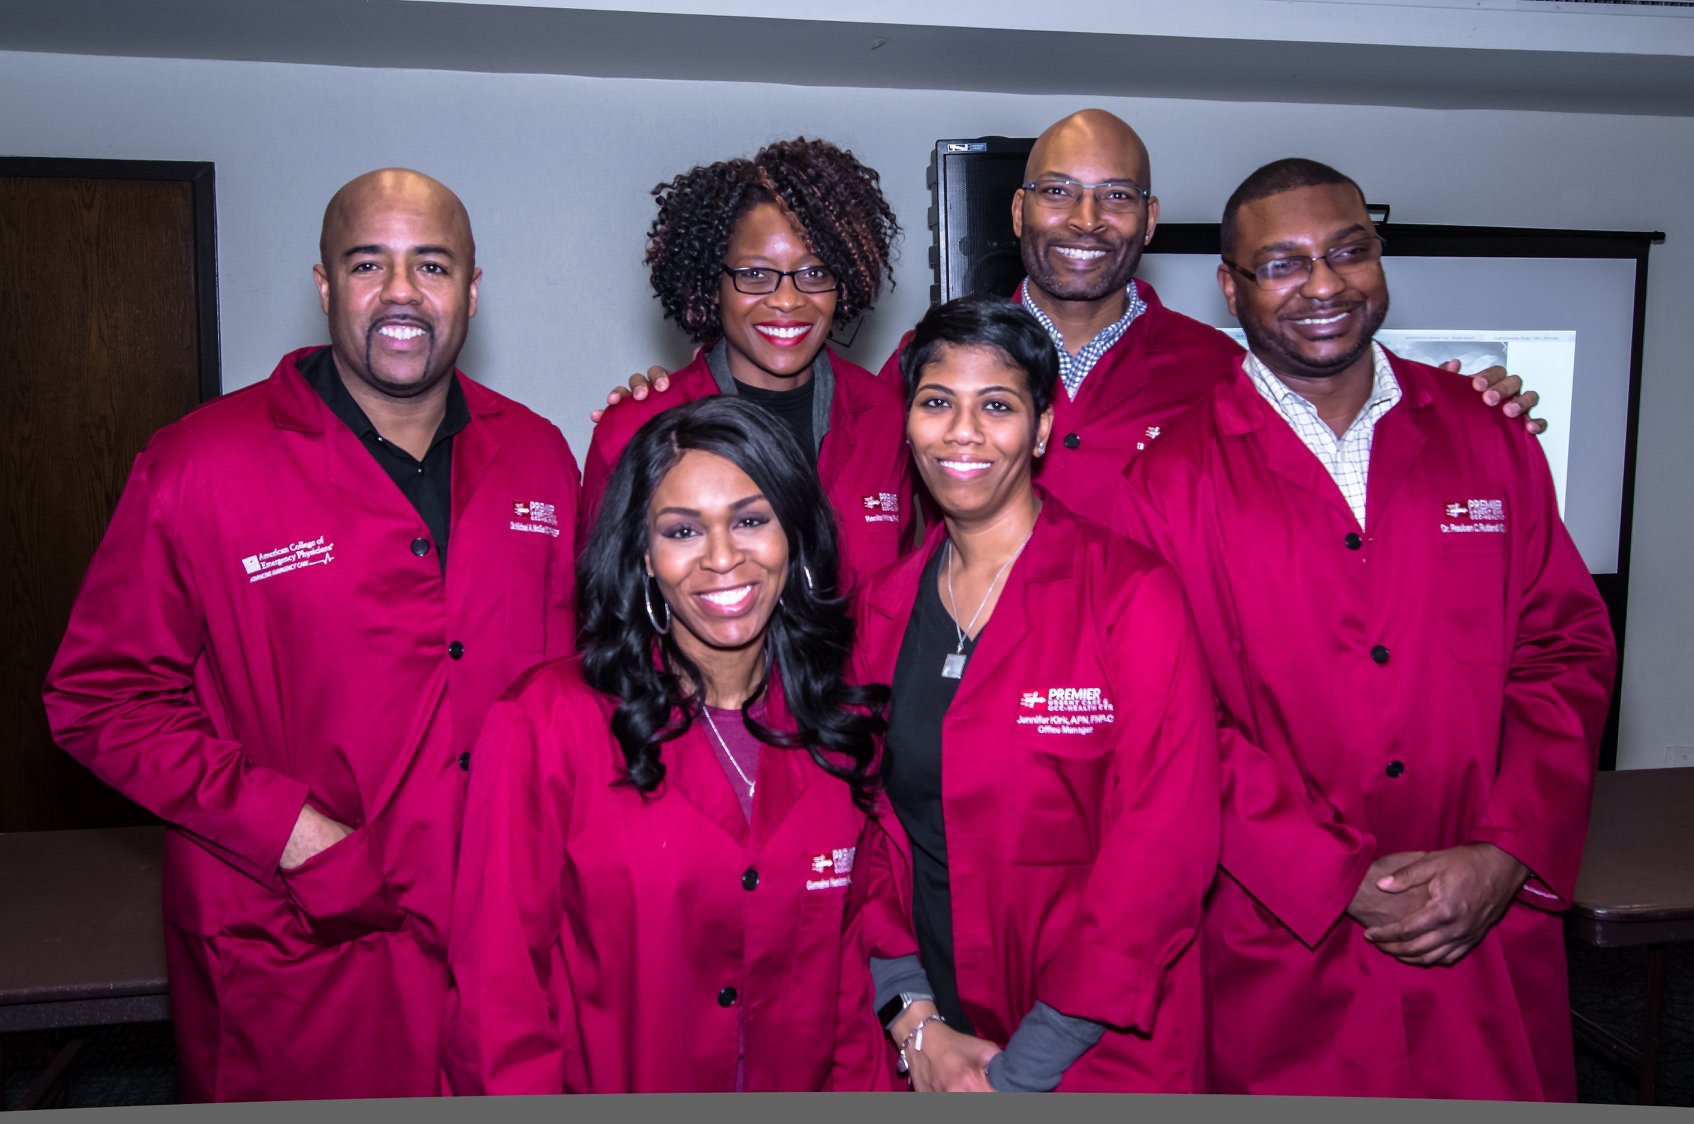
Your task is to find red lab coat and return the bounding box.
[876,280,1242,521]
[1114,350,1616,1100]
[579,346,913,592]
[850,498,1220,1091]
[441,658,893,1093]
[43,347,580,1102]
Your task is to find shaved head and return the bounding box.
[318,168,475,268]
[1024,109,1152,193]
[312,167,481,404]
[1015,109,1159,311]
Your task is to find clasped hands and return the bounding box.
[1347,843,1528,967]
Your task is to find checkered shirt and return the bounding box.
[1244,341,1402,530]
[1020,278,1147,400]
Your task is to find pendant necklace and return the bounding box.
[699,703,755,798]
[941,530,1033,680]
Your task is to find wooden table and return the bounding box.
[0,826,169,1108]
[1568,766,1694,1106]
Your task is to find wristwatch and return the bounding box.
[877,990,932,1032]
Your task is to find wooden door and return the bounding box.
[0,159,219,831]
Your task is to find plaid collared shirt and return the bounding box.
[1245,341,1402,530]
[1020,278,1147,400]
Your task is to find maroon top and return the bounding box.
[702,702,765,823]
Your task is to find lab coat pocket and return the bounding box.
[1010,743,1111,866]
[1438,534,1509,666]
[280,821,407,944]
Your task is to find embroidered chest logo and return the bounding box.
[1016,686,1116,736]
[1440,498,1507,536]
[806,846,855,891]
[860,493,900,525]
[240,535,335,584]
[1136,424,1162,452]
[510,499,561,538]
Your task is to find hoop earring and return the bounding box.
[780,561,817,611]
[644,575,671,635]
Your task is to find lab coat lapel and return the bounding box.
[949,501,1066,707]
[856,525,938,679]
[1363,350,1432,533]
[664,720,751,844]
[1217,358,1363,529]
[266,351,385,500]
[450,374,502,523]
[748,679,811,852]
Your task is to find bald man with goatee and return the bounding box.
[46,168,581,1101]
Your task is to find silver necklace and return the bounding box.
[699,703,755,798]
[941,532,1033,680]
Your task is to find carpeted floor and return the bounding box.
[3,931,1689,1107]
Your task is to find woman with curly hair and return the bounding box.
[444,396,897,1093]
[578,137,911,594]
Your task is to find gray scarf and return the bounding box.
[703,338,833,458]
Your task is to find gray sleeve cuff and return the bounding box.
[869,954,934,1020]
[985,1001,1107,1092]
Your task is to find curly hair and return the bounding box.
[645,136,900,342]
[577,396,888,810]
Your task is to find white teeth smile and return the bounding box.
[1056,247,1106,261]
[756,325,810,340]
[378,325,426,340]
[700,585,754,608]
[940,460,990,473]
[1294,312,1348,326]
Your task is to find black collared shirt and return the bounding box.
[300,346,469,572]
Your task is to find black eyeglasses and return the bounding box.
[1223,235,1387,290]
[721,264,840,295]
[1020,177,1150,214]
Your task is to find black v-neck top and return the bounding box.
[883,542,979,1035]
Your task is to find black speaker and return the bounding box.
[927,137,1035,306]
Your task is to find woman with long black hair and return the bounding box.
[443,396,892,1093]
[851,295,1220,1092]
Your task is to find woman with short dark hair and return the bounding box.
[444,396,892,1093]
[852,294,1220,1092]
[579,137,912,593]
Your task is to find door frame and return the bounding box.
[2,157,221,401]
